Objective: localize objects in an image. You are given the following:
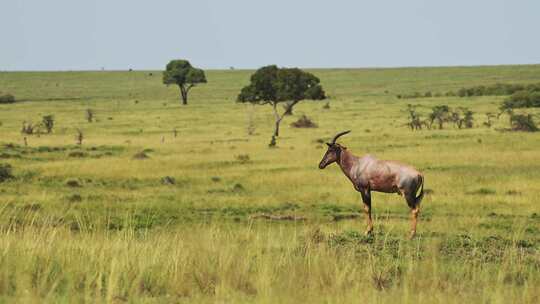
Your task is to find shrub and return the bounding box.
[133,151,150,159]
[510,114,538,132]
[66,179,82,187]
[235,154,250,164]
[76,129,84,145]
[483,113,497,128]
[86,109,94,122]
[429,105,451,129]
[290,115,318,128]
[501,91,540,110]
[68,151,88,158]
[0,163,14,182]
[450,107,474,129]
[405,104,423,130]
[452,83,540,98]
[42,115,54,133]
[68,194,83,203]
[21,121,37,135]
[161,176,176,185]
[0,94,15,104]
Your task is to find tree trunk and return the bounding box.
[274,118,282,137]
[283,100,299,116]
[271,102,284,145]
[272,103,283,137]
[283,103,293,115]
[179,85,188,105]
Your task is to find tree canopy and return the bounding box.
[237,65,326,146]
[163,59,207,105]
[237,65,325,105]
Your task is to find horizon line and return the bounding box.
[1,62,539,73]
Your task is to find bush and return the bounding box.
[451,83,540,98]
[66,179,82,187]
[235,154,250,164]
[86,109,94,122]
[450,107,474,129]
[0,163,14,182]
[161,176,176,185]
[501,91,540,110]
[133,151,150,159]
[290,115,318,128]
[429,105,451,129]
[42,115,54,133]
[510,114,538,132]
[21,121,37,135]
[0,94,15,104]
[405,104,423,130]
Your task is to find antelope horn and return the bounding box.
[330,130,351,144]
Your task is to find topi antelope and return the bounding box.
[319,130,424,239]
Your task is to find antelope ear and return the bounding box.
[341,145,347,150]
[326,143,331,147]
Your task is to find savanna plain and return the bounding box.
[0,65,539,303]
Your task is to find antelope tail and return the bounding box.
[414,175,424,206]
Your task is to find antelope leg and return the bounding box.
[409,206,420,239]
[360,191,373,235]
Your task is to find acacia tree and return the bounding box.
[163,59,207,105]
[405,104,423,130]
[429,105,450,129]
[237,65,326,146]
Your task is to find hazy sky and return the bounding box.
[1,0,539,71]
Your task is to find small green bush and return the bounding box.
[0,94,16,104]
[0,163,14,182]
[451,83,540,98]
[501,91,540,110]
[510,114,538,132]
[42,115,55,133]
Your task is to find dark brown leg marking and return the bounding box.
[360,190,373,235]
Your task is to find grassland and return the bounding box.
[0,65,539,303]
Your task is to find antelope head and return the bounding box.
[318,130,351,169]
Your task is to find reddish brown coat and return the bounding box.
[319,131,424,238]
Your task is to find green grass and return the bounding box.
[0,65,539,303]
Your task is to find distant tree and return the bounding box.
[76,128,84,145]
[429,105,450,129]
[21,121,36,135]
[237,65,326,146]
[510,114,538,132]
[0,94,15,104]
[42,115,55,133]
[86,109,95,122]
[483,112,497,128]
[405,104,423,130]
[450,107,474,129]
[461,108,474,128]
[162,59,207,105]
